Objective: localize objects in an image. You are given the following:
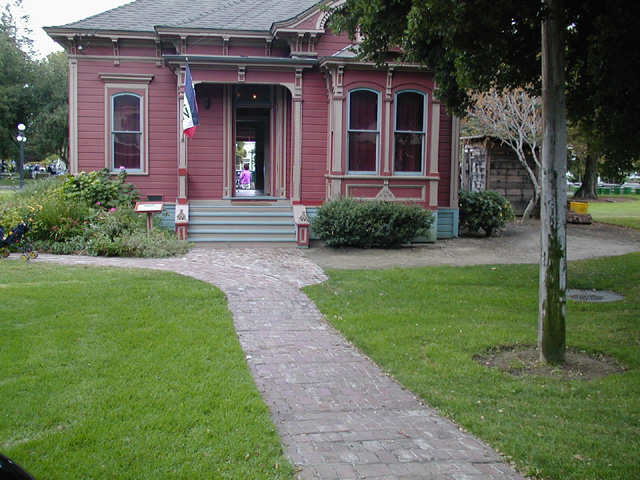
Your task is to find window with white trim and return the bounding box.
[394,90,426,174]
[110,93,143,172]
[348,89,380,173]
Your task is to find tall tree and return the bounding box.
[570,123,600,200]
[29,51,69,164]
[329,0,639,364]
[0,0,34,161]
[539,0,567,364]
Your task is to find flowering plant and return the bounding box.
[50,217,88,242]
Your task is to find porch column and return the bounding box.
[450,116,461,208]
[175,66,189,240]
[291,68,303,203]
[327,66,344,200]
[382,68,394,175]
[429,98,441,206]
[68,56,79,173]
[177,65,188,204]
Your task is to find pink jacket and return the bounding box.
[239,169,252,184]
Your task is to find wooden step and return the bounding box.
[186,201,297,247]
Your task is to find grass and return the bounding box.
[0,263,294,480]
[304,253,640,480]
[585,196,640,229]
[0,176,35,188]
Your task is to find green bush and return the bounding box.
[1,178,65,230]
[28,191,93,242]
[458,189,515,237]
[311,197,434,248]
[45,236,88,255]
[1,173,190,257]
[60,169,139,209]
[85,228,191,257]
[0,202,26,231]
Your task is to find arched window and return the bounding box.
[394,91,426,174]
[111,93,142,171]
[348,89,380,173]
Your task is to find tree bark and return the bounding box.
[573,152,599,200]
[539,0,567,365]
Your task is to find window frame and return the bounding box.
[393,90,427,176]
[101,77,151,175]
[110,92,143,172]
[347,88,380,175]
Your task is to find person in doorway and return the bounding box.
[239,163,252,189]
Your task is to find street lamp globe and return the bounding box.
[16,123,27,189]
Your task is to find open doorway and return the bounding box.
[234,85,272,197]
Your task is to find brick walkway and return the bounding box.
[34,249,526,480]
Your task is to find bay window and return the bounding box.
[348,89,379,173]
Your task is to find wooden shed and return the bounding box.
[461,136,538,217]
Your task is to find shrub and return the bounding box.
[311,197,434,248]
[28,191,94,242]
[46,236,88,255]
[86,228,191,257]
[458,189,515,237]
[0,202,26,231]
[60,169,139,209]
[88,207,144,240]
[0,173,188,258]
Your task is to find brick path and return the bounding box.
[34,249,526,480]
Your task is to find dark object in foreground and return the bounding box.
[0,223,38,261]
[0,452,37,480]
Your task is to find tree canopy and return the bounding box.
[0,0,68,165]
[0,1,33,161]
[330,0,639,173]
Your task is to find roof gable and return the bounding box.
[55,0,325,33]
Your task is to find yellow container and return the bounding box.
[570,201,589,214]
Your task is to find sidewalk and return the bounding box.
[34,248,527,479]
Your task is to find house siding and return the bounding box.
[300,69,329,205]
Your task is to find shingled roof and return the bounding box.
[55,0,324,33]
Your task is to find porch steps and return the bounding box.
[187,202,297,247]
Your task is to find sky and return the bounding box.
[15,0,134,57]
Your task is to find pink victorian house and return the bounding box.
[45,0,459,247]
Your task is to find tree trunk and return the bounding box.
[573,152,598,200]
[539,0,567,365]
[522,187,541,221]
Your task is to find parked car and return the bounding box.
[0,452,37,480]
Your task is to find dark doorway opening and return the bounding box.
[235,85,273,198]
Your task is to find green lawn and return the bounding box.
[305,254,640,480]
[585,196,640,229]
[0,263,293,480]
[0,176,35,188]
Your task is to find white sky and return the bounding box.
[17,0,134,57]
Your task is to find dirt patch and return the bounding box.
[475,345,626,381]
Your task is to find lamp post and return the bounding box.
[16,123,26,189]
